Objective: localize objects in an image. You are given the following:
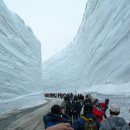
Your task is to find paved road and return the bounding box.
[0,98,63,130]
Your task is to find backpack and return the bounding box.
[80,116,98,130]
[108,119,118,130]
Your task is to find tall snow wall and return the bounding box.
[0,0,43,102]
[42,0,130,91]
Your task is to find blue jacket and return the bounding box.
[43,113,70,129]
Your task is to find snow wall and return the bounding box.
[0,0,43,107]
[42,0,130,91]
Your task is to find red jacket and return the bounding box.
[92,106,105,122]
[100,102,108,119]
[100,102,106,109]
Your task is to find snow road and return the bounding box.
[0,94,129,130]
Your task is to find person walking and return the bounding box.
[100,103,130,130]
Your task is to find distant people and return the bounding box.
[73,104,99,130]
[99,103,130,130]
[46,123,74,130]
[43,105,70,129]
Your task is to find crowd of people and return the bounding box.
[43,93,130,130]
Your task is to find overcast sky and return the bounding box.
[3,0,88,60]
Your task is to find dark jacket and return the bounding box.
[43,113,70,129]
[73,114,99,130]
[74,101,82,113]
[100,116,130,130]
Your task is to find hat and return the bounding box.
[85,94,91,98]
[109,103,120,113]
[105,98,109,104]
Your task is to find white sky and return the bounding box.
[3,0,88,60]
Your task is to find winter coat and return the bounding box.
[73,114,99,130]
[83,99,92,106]
[43,113,70,129]
[92,106,105,122]
[74,101,82,113]
[61,100,72,115]
[99,116,130,130]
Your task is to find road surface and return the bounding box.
[0,98,63,130]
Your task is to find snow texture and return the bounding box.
[0,0,43,115]
[42,0,130,92]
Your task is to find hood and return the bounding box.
[46,113,61,122]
